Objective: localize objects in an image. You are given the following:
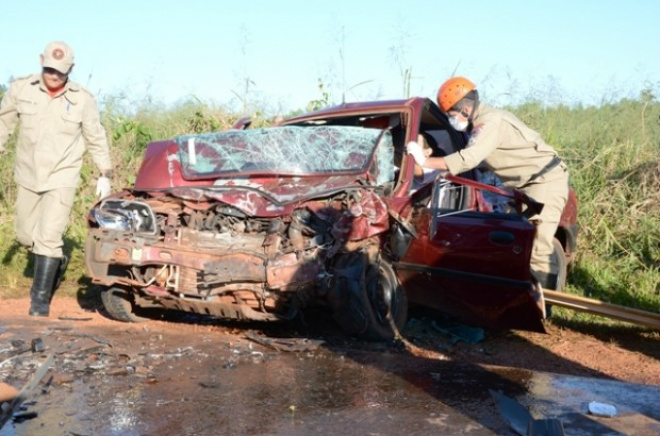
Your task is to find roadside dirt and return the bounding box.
[2,294,659,388]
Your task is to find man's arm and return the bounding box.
[442,117,503,175]
[80,92,113,174]
[0,82,21,153]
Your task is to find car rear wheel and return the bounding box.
[101,286,147,323]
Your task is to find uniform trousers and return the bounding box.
[14,185,76,258]
[519,164,570,280]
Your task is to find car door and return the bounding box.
[395,177,546,332]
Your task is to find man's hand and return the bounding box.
[95,176,112,199]
[406,141,427,166]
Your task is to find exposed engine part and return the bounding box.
[88,186,385,323]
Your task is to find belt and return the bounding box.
[526,156,564,185]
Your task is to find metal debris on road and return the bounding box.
[57,316,93,322]
[490,389,534,436]
[432,320,485,345]
[31,338,45,353]
[244,332,325,352]
[490,390,566,436]
[60,333,113,348]
[527,418,565,436]
[0,353,54,429]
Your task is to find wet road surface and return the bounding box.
[1,310,659,435]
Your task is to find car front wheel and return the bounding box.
[362,260,408,340]
[332,254,408,341]
[101,286,147,323]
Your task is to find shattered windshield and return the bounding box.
[175,125,393,182]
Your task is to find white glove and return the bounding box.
[406,141,427,166]
[96,176,112,199]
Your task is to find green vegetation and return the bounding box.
[1,87,659,327]
[510,91,660,321]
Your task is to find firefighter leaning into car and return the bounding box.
[0,41,113,317]
[406,76,570,301]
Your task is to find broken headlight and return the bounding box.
[91,200,157,234]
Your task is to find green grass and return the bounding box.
[513,97,660,319]
[1,91,659,328]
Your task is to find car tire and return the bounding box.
[101,286,147,323]
[361,259,408,341]
[331,254,408,341]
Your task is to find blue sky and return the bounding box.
[2,0,659,115]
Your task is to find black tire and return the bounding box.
[101,287,147,323]
[331,254,408,341]
[361,260,408,340]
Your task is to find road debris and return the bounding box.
[0,353,53,429]
[59,332,113,348]
[490,389,534,436]
[527,419,565,436]
[588,401,618,417]
[244,331,325,352]
[57,316,93,322]
[432,320,485,344]
[31,338,45,353]
[490,390,566,436]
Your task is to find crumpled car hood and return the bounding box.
[132,141,383,216]
[162,174,374,216]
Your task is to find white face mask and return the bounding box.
[448,115,469,132]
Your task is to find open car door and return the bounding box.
[395,175,546,332]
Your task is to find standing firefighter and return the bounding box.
[407,77,570,305]
[0,41,113,316]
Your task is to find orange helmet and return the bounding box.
[437,76,476,112]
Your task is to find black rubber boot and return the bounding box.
[52,255,69,295]
[534,271,559,319]
[29,254,61,317]
[536,271,558,290]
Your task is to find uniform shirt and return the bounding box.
[0,74,112,191]
[443,103,560,189]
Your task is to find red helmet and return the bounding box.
[437,76,476,112]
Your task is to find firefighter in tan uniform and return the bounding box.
[407,77,570,307]
[0,41,113,317]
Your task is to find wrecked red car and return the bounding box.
[84,97,578,340]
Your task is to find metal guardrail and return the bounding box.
[543,289,660,329]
